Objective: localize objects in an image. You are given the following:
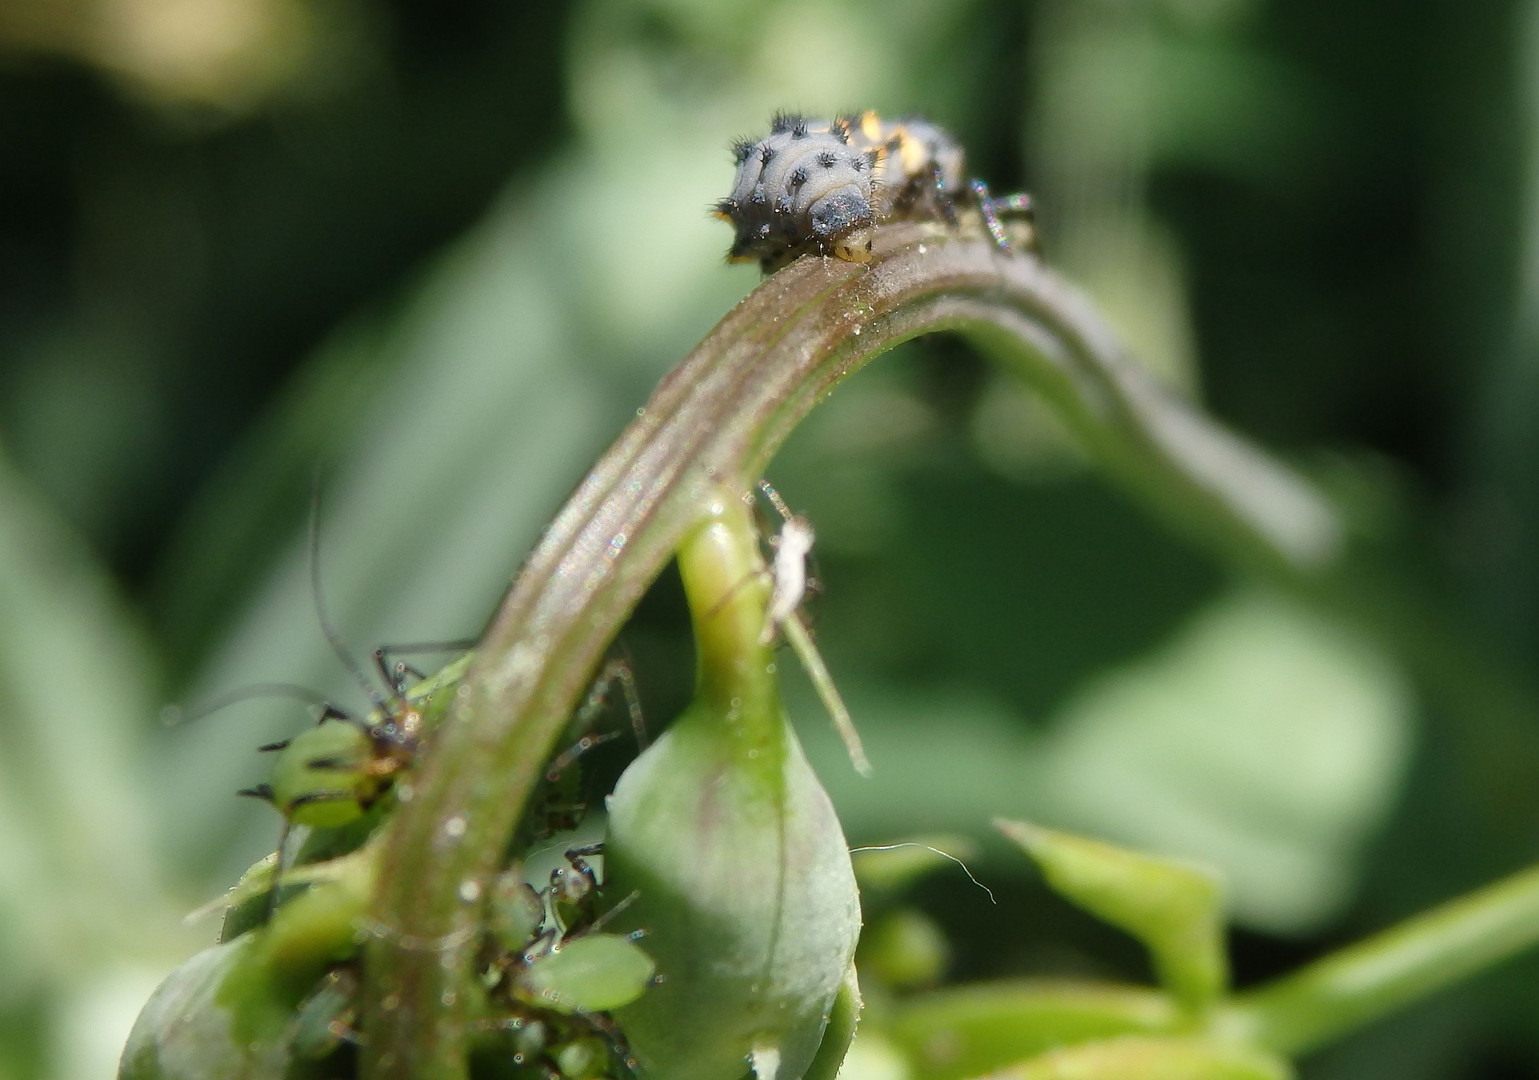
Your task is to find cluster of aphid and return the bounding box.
[473,847,658,1078]
[217,627,652,1079]
[271,840,657,1079]
[714,110,1036,272]
[203,474,847,1078]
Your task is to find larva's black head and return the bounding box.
[808,188,868,241]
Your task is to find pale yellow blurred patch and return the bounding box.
[0,0,316,110]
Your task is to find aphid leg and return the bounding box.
[576,1009,642,1077]
[971,178,1014,253]
[991,191,1038,255]
[702,566,763,622]
[931,161,960,228]
[371,649,421,696]
[373,639,476,694]
[544,730,623,784]
[970,180,1038,256]
[263,820,294,924]
[575,654,648,751]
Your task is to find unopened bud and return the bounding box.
[601,501,862,1080]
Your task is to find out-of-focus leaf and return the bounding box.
[858,909,951,991]
[805,586,1411,936]
[1040,588,1413,933]
[984,1035,1292,1080]
[0,455,196,1078]
[887,981,1180,1080]
[996,820,1227,1010]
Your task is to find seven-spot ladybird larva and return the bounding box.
[714,110,1036,272]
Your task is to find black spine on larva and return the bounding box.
[770,111,805,135]
[731,138,756,164]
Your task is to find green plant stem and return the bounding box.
[675,493,777,718]
[1215,861,1539,1055]
[358,222,1340,1079]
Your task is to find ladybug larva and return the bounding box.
[715,111,1036,272]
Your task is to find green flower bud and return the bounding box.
[603,497,862,1080]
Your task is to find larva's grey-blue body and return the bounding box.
[715,112,978,272]
[717,114,879,271]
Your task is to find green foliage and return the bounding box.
[4,0,1539,1078]
[997,820,1227,1011]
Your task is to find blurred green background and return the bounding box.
[2,0,1538,1076]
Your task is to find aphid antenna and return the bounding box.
[755,477,795,524]
[848,842,997,905]
[308,476,394,717]
[162,682,335,727]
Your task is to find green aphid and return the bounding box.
[553,1036,612,1079]
[264,719,394,828]
[241,650,473,829]
[289,966,359,1061]
[514,933,657,1015]
[490,869,548,955]
[479,844,658,1079]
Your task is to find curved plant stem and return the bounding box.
[358,222,1339,1079]
[1214,861,1539,1056]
